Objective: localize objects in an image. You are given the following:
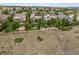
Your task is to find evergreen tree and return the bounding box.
[24,22,31,31]
[0,16,20,32]
[72,14,77,25]
[37,19,41,30]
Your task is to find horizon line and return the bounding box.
[0,3,79,7]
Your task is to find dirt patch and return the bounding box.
[0,26,79,55]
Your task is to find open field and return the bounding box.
[0,26,79,55]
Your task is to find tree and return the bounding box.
[50,18,56,27]
[37,19,41,30]
[5,21,20,32]
[62,18,70,27]
[41,20,46,28]
[0,16,20,32]
[0,20,8,32]
[72,14,77,25]
[2,10,9,14]
[54,19,61,28]
[24,22,31,31]
[46,20,53,27]
[58,18,72,31]
[26,8,32,23]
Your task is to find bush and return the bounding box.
[0,20,9,32]
[0,16,20,32]
[5,21,20,32]
[58,26,72,31]
[2,10,9,14]
[14,38,24,43]
[37,19,41,30]
[37,36,43,41]
[24,22,31,31]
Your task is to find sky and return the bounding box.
[0,3,79,7]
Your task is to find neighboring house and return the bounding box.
[30,13,35,19]
[65,16,72,22]
[13,13,26,22]
[31,13,42,21]
[32,8,37,11]
[44,14,50,21]
[58,14,72,22]
[44,14,57,21]
[15,7,22,11]
[68,14,74,20]
[9,11,16,15]
[7,7,14,11]
[0,14,10,22]
[43,11,47,14]
[32,11,38,14]
[58,15,66,19]
[2,7,7,10]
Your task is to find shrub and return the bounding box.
[0,16,20,32]
[2,10,9,14]
[5,21,20,32]
[37,19,41,30]
[0,20,9,32]
[14,38,24,43]
[72,13,77,25]
[37,36,43,41]
[24,22,31,31]
[58,26,72,31]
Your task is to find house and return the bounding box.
[13,13,26,22]
[9,11,16,15]
[32,8,37,11]
[0,14,10,22]
[32,11,38,14]
[65,16,72,22]
[58,14,72,22]
[15,7,22,11]
[7,7,14,11]
[58,15,66,19]
[30,13,42,21]
[2,7,7,10]
[44,14,57,21]
[68,14,74,20]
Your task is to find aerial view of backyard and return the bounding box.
[0,3,79,55]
